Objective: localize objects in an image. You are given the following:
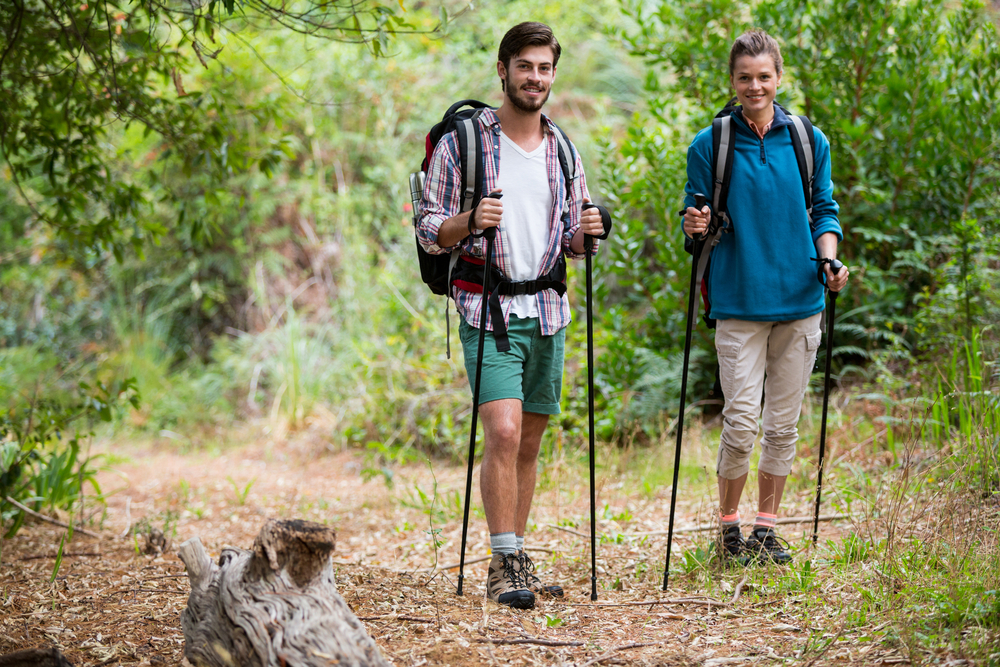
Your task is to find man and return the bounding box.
[417,22,607,609]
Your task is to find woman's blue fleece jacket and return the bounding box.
[683,105,843,322]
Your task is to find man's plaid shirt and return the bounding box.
[416,107,597,336]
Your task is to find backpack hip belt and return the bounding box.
[452,255,567,352]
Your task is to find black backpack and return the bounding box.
[410,100,579,354]
[687,98,816,329]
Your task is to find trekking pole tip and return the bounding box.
[456,574,464,596]
[590,576,598,601]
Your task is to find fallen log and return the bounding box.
[178,519,390,667]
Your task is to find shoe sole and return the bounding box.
[493,591,535,609]
[747,551,792,565]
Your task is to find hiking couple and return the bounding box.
[416,23,849,609]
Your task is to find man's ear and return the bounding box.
[496,60,507,80]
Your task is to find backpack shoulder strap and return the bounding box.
[710,115,735,229]
[550,122,576,200]
[787,115,815,224]
[455,110,486,213]
[695,115,736,288]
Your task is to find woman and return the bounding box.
[682,29,849,564]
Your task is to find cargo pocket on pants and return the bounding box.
[802,329,823,393]
[716,336,743,402]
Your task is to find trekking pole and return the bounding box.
[584,228,598,602]
[581,204,604,602]
[812,258,843,545]
[662,193,707,592]
[457,193,501,597]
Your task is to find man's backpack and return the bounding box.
[688,98,815,329]
[412,100,579,293]
[410,99,579,355]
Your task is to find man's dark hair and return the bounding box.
[729,29,783,76]
[497,22,561,91]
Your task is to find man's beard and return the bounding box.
[505,75,550,112]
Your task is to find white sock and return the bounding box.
[490,532,517,556]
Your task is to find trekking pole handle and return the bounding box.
[811,257,844,296]
[692,193,711,241]
[481,192,502,242]
[582,202,613,251]
[470,192,503,242]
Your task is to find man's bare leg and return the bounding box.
[514,412,549,535]
[479,399,524,534]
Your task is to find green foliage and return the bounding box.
[544,614,564,628]
[227,476,256,506]
[825,532,879,566]
[0,0,424,256]
[0,346,137,539]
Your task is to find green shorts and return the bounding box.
[459,315,565,415]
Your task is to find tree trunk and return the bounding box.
[178,519,389,667]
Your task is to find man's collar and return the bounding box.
[480,106,555,134]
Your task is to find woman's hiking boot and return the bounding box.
[745,527,793,565]
[486,552,535,609]
[717,525,753,566]
[519,551,564,598]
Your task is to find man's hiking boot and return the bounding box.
[519,551,564,598]
[486,552,535,609]
[717,525,753,567]
[745,527,793,565]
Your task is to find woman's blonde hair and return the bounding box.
[729,29,783,76]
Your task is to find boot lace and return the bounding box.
[501,553,527,589]
[520,552,541,585]
[760,531,791,554]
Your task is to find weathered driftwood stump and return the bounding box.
[178,519,389,667]
[0,648,74,667]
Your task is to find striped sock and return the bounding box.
[720,512,741,530]
[754,512,777,530]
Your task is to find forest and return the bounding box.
[1,0,998,664]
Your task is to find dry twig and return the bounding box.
[731,575,748,605]
[3,496,100,538]
[119,496,132,538]
[475,637,584,647]
[581,641,664,667]
[566,597,728,608]
[630,514,849,537]
[18,551,101,561]
[544,524,590,539]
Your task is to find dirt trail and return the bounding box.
[0,438,881,666]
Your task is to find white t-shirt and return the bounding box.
[497,132,553,319]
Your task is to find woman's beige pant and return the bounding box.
[714,313,823,480]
